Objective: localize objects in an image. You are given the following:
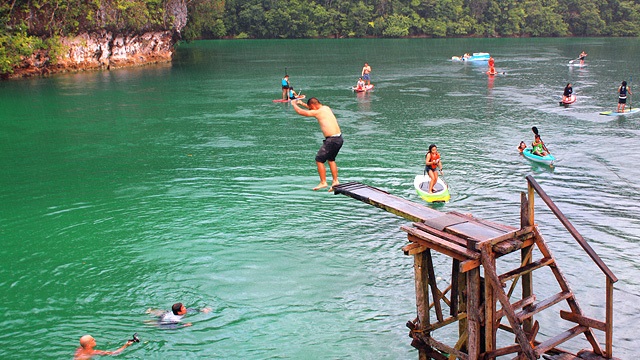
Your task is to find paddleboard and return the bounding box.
[567,63,586,67]
[352,84,374,92]
[559,94,576,105]
[599,108,639,116]
[522,148,555,166]
[414,175,450,203]
[272,95,306,103]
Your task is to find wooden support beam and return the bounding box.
[423,313,467,332]
[426,249,444,322]
[403,227,480,261]
[414,221,469,247]
[413,251,431,359]
[606,278,614,358]
[480,244,537,360]
[560,311,607,332]
[483,226,534,246]
[403,242,427,255]
[466,266,481,359]
[414,333,470,360]
[499,257,554,285]
[451,259,460,316]
[517,291,573,322]
[534,325,589,356]
[484,248,497,356]
[495,295,536,323]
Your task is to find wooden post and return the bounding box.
[466,238,481,359]
[484,250,497,358]
[450,259,460,316]
[606,277,614,358]
[520,192,533,334]
[414,251,431,360]
[527,182,535,227]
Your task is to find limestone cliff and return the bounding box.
[10,30,176,79]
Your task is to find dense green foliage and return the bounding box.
[2,0,640,75]
[189,0,640,39]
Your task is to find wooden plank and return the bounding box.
[333,182,443,223]
[413,251,430,360]
[484,248,497,355]
[534,325,589,356]
[480,244,537,359]
[402,226,480,260]
[449,211,518,232]
[403,242,427,255]
[447,221,505,242]
[483,343,522,357]
[559,311,607,332]
[422,213,469,231]
[483,226,534,246]
[517,291,573,322]
[499,257,554,284]
[413,222,469,247]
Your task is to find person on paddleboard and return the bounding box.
[578,51,587,65]
[281,75,290,100]
[617,80,632,113]
[361,63,372,86]
[425,144,443,193]
[292,97,343,192]
[288,87,302,100]
[74,334,136,359]
[563,83,573,102]
[356,77,365,91]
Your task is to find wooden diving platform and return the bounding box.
[333,180,618,360]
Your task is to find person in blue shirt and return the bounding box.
[288,87,302,100]
[281,75,290,100]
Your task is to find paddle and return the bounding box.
[629,76,633,110]
[568,57,580,64]
[531,126,551,154]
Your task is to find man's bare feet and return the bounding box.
[328,181,339,192]
[313,182,328,191]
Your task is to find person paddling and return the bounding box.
[425,144,443,193]
[563,83,573,102]
[617,80,632,113]
[578,51,587,66]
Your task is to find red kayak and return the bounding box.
[559,94,576,105]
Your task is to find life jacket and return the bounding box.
[620,85,627,98]
[427,152,440,170]
[289,89,296,99]
[282,78,289,87]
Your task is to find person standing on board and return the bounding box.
[292,97,343,192]
[563,83,573,102]
[425,144,443,193]
[578,51,587,65]
[74,335,136,359]
[361,63,372,86]
[281,75,290,100]
[617,80,632,113]
[488,56,496,74]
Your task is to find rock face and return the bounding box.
[10,30,175,79]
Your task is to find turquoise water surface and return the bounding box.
[1,38,639,359]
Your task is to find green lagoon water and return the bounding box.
[1,38,640,359]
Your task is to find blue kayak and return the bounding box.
[522,148,555,166]
[451,52,491,62]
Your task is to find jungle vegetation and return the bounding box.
[2,0,639,75]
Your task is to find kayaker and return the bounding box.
[578,51,587,65]
[361,63,372,86]
[288,87,302,100]
[281,75,290,100]
[425,144,443,193]
[563,83,573,102]
[617,80,632,113]
[518,141,527,153]
[531,134,548,157]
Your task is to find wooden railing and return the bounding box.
[525,175,617,358]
